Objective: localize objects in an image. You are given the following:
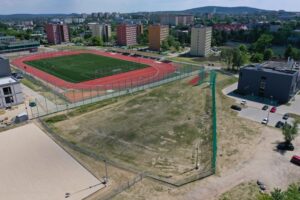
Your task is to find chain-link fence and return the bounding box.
[17,62,202,119]
[37,70,218,190]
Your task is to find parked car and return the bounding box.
[261,118,269,125]
[231,105,242,111]
[283,114,289,120]
[277,142,294,151]
[275,121,284,129]
[270,107,277,113]
[241,100,247,106]
[262,105,269,111]
[290,155,300,166]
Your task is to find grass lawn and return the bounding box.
[25,53,148,83]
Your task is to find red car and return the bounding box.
[270,107,277,113]
[291,155,300,166]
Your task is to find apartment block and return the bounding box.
[116,24,137,46]
[160,15,194,26]
[190,27,212,57]
[45,24,70,45]
[148,25,169,51]
[88,23,112,42]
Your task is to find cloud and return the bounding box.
[0,0,299,14]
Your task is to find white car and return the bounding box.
[241,100,247,105]
[262,118,269,125]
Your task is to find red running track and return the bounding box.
[12,50,176,90]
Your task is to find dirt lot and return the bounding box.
[106,74,264,199]
[48,77,214,181]
[110,74,300,200]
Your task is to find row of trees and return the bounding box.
[0,22,33,40]
[221,32,300,71]
[213,21,300,48]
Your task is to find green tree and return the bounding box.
[89,36,103,46]
[161,40,169,51]
[257,183,300,200]
[254,34,274,53]
[232,48,248,71]
[221,48,233,71]
[285,184,300,200]
[173,41,181,51]
[282,120,299,144]
[251,53,264,63]
[264,49,274,60]
[270,188,285,200]
[167,35,176,47]
[257,193,273,200]
[239,44,248,53]
[285,45,300,60]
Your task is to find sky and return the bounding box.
[1,0,300,14]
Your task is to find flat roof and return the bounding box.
[0,123,103,200]
[243,61,299,75]
[0,77,17,85]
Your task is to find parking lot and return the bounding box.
[223,83,296,127]
[238,106,293,127]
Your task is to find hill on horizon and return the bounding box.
[183,6,272,14]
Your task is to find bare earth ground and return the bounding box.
[51,78,214,181]
[0,123,103,200]
[111,74,300,200]
[42,73,300,200]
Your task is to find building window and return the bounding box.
[5,96,14,104]
[3,87,12,95]
[260,81,266,90]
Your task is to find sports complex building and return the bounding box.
[237,61,300,104]
[0,36,40,54]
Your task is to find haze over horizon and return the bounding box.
[1,0,300,14]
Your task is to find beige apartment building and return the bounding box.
[190,27,212,57]
[88,23,112,42]
[148,25,169,51]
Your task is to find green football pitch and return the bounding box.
[25,53,148,83]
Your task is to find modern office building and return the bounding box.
[160,14,194,26]
[0,56,23,108]
[237,61,300,104]
[45,24,70,45]
[0,36,39,54]
[190,27,212,57]
[148,25,169,51]
[116,24,137,46]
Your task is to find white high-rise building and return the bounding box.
[88,23,112,42]
[88,23,103,38]
[190,27,212,57]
